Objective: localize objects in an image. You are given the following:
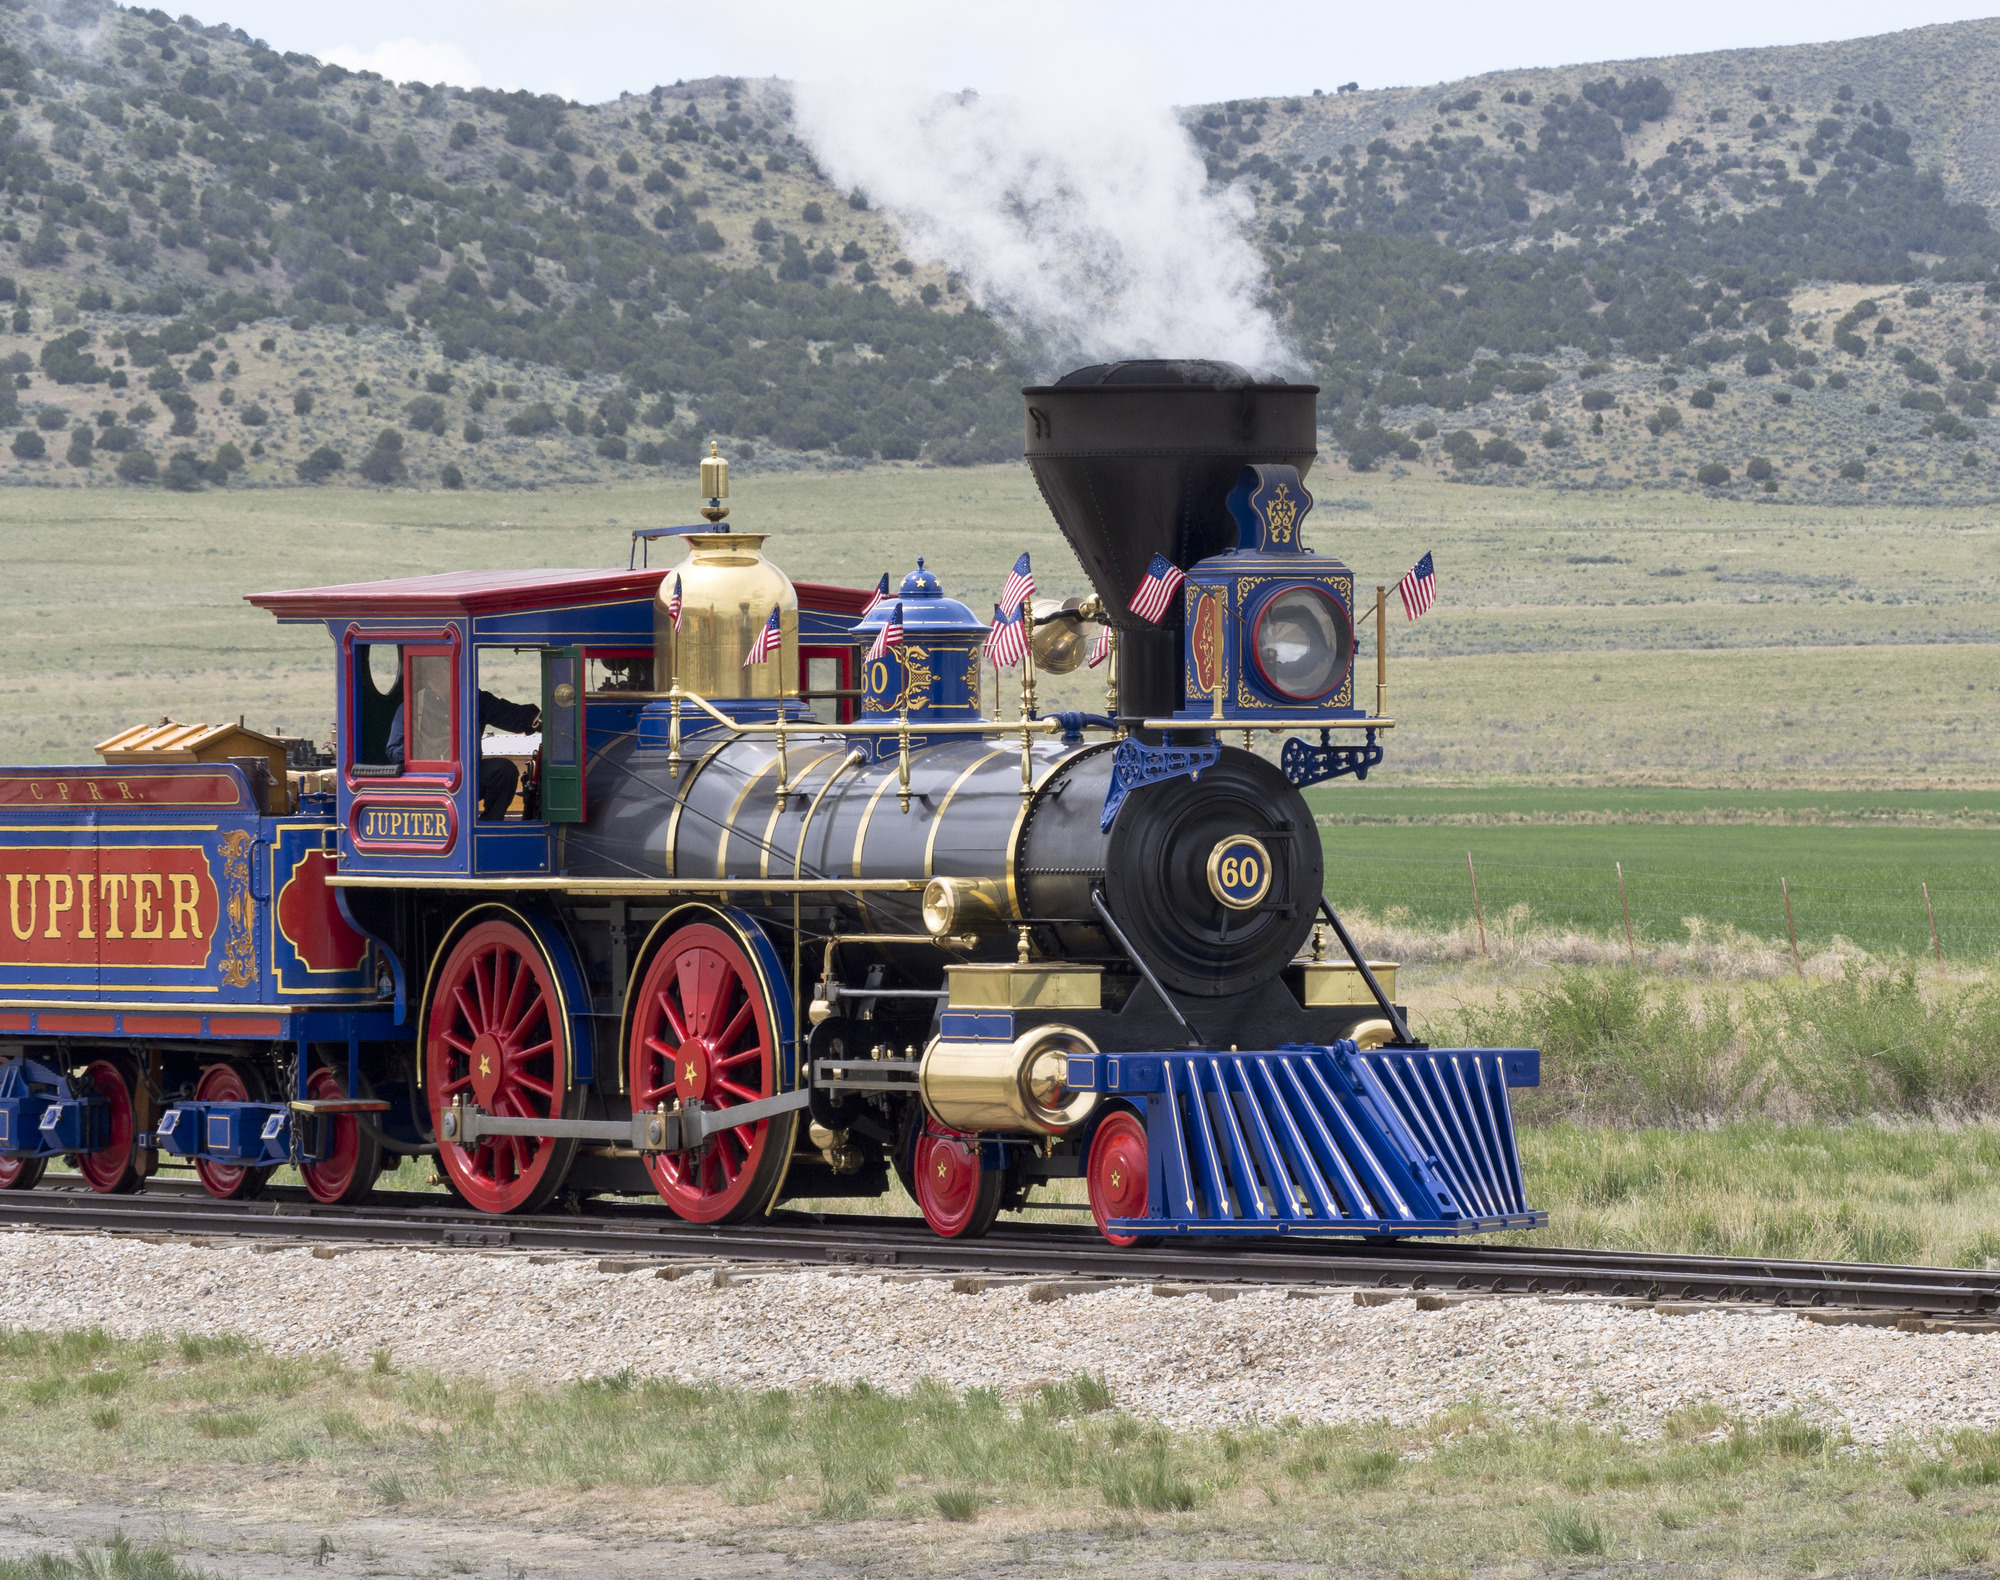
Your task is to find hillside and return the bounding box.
[0,3,1994,499]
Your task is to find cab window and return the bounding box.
[352,643,403,768]
[404,651,456,767]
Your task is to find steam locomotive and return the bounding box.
[0,361,1541,1243]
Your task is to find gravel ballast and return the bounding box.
[2,1228,1994,1444]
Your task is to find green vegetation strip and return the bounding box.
[0,1329,1996,1577]
[1317,787,2000,956]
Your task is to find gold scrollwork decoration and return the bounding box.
[218,830,258,987]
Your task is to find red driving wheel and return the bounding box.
[0,1148,44,1191]
[913,1116,1002,1239]
[192,1061,273,1201]
[425,916,577,1215]
[77,1056,140,1195]
[1086,1108,1153,1247]
[629,920,791,1224]
[297,1064,382,1206]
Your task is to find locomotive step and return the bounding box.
[288,1099,392,1116]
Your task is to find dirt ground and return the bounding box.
[0,1482,1311,1579]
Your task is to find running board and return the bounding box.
[438,1090,810,1153]
[1067,1041,1545,1238]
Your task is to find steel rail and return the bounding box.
[0,1180,1993,1316]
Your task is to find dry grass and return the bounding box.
[9,465,2000,785]
[0,1329,1996,1578]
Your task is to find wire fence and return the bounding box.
[1322,849,2000,961]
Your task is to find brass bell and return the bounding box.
[1028,597,1091,674]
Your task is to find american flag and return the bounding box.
[1127,553,1187,624]
[1397,552,1437,621]
[666,574,684,630]
[999,552,1034,617]
[985,602,1028,667]
[1085,623,1113,669]
[743,604,782,665]
[861,572,891,618]
[865,601,904,663]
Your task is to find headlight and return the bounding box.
[1251,585,1353,701]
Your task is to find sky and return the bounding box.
[188,0,2000,107]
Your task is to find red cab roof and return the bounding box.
[248,568,872,621]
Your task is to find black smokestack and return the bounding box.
[1022,360,1318,726]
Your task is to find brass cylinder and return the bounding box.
[919,1023,1100,1136]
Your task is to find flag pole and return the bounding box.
[1375,584,1387,719]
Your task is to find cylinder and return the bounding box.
[920,1023,1100,1135]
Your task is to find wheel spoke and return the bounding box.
[439,1074,472,1096]
[511,1072,554,1099]
[473,951,497,1031]
[711,1045,761,1072]
[715,998,755,1054]
[713,1077,761,1103]
[655,989,688,1047]
[498,951,532,1034]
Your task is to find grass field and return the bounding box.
[8,466,2000,785]
[1,1328,1997,1579]
[1314,785,2000,958]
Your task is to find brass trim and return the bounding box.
[1299,959,1401,1006]
[793,748,864,882]
[0,825,222,833]
[0,996,269,1011]
[923,747,1009,879]
[1206,835,1274,910]
[945,963,1103,1010]
[717,749,781,879]
[662,737,730,879]
[1140,717,1395,731]
[849,760,902,933]
[332,875,925,894]
[760,747,841,882]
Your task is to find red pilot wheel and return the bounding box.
[628,920,792,1224]
[1086,1109,1153,1247]
[0,1147,44,1191]
[912,1117,1002,1239]
[297,1065,382,1207]
[425,916,579,1215]
[192,1060,274,1201]
[77,1056,140,1195]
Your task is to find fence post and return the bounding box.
[1616,860,1635,966]
[1467,851,1488,957]
[1781,877,1802,980]
[1923,881,1942,965]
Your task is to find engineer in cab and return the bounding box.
[386,675,542,821]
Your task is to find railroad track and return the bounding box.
[1,1178,1995,1318]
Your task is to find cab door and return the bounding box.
[539,646,585,823]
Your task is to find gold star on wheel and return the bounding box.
[935,1160,948,1180]
[1110,1169,1123,1189]
[478,1054,491,1078]
[684,1060,697,1084]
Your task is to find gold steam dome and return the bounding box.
[655,444,798,701]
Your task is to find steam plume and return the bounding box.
[788,45,1293,373]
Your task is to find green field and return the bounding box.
[1313,786,2000,958]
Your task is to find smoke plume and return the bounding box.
[784,26,1294,374]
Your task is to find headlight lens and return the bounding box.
[1252,586,1352,701]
